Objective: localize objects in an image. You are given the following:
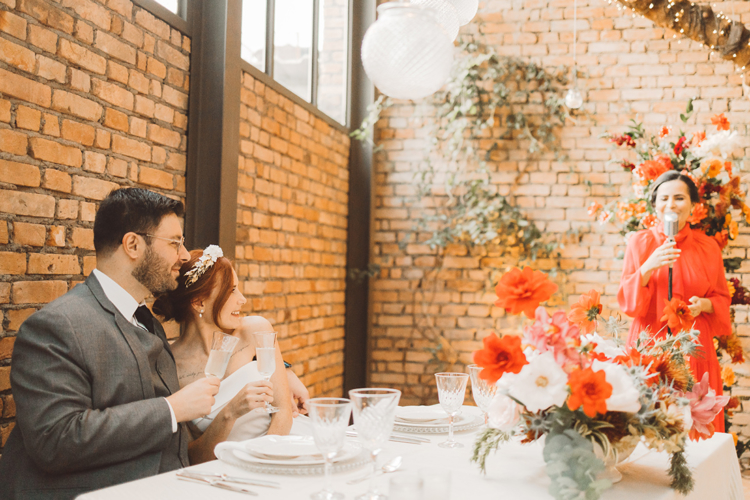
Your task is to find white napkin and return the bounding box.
[192,361,263,432]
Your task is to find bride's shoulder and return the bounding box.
[236,315,274,340]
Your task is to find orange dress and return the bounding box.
[617,223,731,432]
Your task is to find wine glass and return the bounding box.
[308,398,352,500]
[468,364,497,426]
[253,331,280,414]
[204,331,239,379]
[348,388,401,500]
[434,373,469,448]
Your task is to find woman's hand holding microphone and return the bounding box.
[640,240,681,286]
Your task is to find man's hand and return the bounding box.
[166,376,220,423]
[286,369,310,417]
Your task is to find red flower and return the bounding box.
[673,136,688,156]
[495,267,558,319]
[659,126,670,138]
[687,203,707,225]
[634,155,673,182]
[621,161,635,171]
[660,298,695,334]
[567,367,612,418]
[567,289,602,334]
[473,333,528,384]
[714,230,728,250]
[610,134,636,147]
[641,213,657,228]
[711,113,730,131]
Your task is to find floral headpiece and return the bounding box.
[184,245,223,287]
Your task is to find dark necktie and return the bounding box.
[134,305,156,335]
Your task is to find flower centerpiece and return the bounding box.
[471,267,729,500]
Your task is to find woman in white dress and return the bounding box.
[153,246,293,464]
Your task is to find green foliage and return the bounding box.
[724,257,743,273]
[543,429,611,500]
[347,263,382,284]
[470,427,510,474]
[668,451,694,495]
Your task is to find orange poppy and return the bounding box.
[567,367,612,418]
[641,213,657,228]
[634,155,672,182]
[494,267,558,319]
[691,130,706,146]
[473,333,529,384]
[687,203,707,225]
[711,113,730,131]
[567,289,602,334]
[660,298,695,334]
[659,126,670,138]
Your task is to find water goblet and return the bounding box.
[204,331,239,379]
[468,364,497,426]
[309,398,352,500]
[349,388,401,500]
[434,373,469,448]
[253,331,280,414]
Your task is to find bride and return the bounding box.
[153,246,294,464]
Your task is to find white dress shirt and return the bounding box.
[92,269,178,433]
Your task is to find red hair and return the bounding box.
[153,249,235,326]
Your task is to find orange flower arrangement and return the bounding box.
[691,130,706,146]
[567,289,602,334]
[711,113,730,131]
[687,203,707,225]
[700,158,722,178]
[634,155,672,182]
[473,333,528,383]
[567,367,612,418]
[494,266,558,319]
[714,229,728,250]
[660,298,695,334]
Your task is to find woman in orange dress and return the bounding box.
[617,170,731,432]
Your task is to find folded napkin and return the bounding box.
[192,361,265,432]
[395,404,450,423]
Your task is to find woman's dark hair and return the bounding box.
[153,249,235,326]
[649,170,700,205]
[94,188,185,256]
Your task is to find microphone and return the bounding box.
[664,212,679,242]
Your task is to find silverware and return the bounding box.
[346,456,403,485]
[346,431,423,445]
[392,433,430,443]
[176,474,259,496]
[177,469,281,488]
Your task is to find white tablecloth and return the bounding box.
[78,417,743,499]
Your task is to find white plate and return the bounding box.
[219,440,362,467]
[245,435,319,459]
[393,406,484,434]
[395,405,449,423]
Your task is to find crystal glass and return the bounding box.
[309,398,352,500]
[468,364,497,426]
[389,474,423,500]
[411,0,459,41]
[434,373,469,448]
[253,331,280,414]
[349,388,401,500]
[204,331,239,379]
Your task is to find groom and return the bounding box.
[0,188,220,499]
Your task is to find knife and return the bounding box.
[346,431,422,445]
[178,470,281,489]
[176,474,259,496]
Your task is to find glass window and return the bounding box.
[274,0,313,102]
[316,0,349,124]
[241,0,267,71]
[152,0,179,14]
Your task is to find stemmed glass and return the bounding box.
[204,331,239,379]
[252,331,279,414]
[435,373,469,448]
[468,364,497,426]
[349,388,401,500]
[308,398,352,500]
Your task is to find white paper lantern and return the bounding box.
[361,3,455,101]
[564,87,583,109]
[411,0,460,41]
[448,0,478,25]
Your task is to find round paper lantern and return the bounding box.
[361,2,455,101]
[411,0,460,41]
[448,0,478,26]
[564,87,583,109]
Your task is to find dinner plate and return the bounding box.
[394,405,449,423]
[241,440,360,466]
[245,435,320,459]
[393,406,484,434]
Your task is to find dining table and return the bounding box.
[77,406,743,500]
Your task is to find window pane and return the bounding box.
[152,0,179,14]
[241,0,267,71]
[317,0,349,124]
[274,0,313,102]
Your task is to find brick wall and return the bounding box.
[236,70,350,399]
[0,0,191,451]
[369,0,750,439]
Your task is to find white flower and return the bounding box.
[692,130,740,159]
[203,244,224,261]
[487,392,522,432]
[592,360,641,413]
[508,352,568,413]
[184,244,224,287]
[681,404,693,432]
[581,333,625,360]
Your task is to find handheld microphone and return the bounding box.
[663,211,679,306]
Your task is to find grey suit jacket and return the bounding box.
[0,274,189,499]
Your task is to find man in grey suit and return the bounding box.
[0,188,220,499]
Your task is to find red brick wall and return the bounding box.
[0,0,190,450]
[236,70,351,399]
[369,0,750,436]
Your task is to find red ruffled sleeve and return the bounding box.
[618,232,656,318]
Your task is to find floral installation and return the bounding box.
[184,245,224,287]
[471,267,728,500]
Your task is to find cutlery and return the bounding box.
[177,470,281,488]
[346,456,403,484]
[346,431,422,445]
[176,473,258,496]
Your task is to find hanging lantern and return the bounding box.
[411,0,460,41]
[448,0,478,26]
[361,2,455,101]
[564,88,583,109]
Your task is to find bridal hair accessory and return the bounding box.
[184,245,223,288]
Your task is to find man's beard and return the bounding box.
[132,245,178,295]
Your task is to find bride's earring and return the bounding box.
[199,309,204,318]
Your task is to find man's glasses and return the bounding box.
[136,233,185,252]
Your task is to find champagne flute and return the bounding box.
[435,373,469,448]
[308,398,352,500]
[349,388,401,500]
[253,331,280,414]
[204,331,239,379]
[468,364,497,426]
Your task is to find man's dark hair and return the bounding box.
[94,188,185,256]
[650,170,700,206]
